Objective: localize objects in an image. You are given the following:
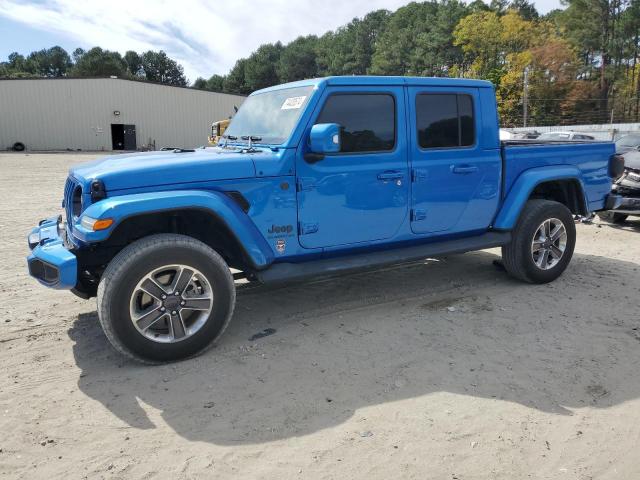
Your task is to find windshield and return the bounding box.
[616,135,640,147]
[224,86,314,144]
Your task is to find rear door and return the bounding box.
[407,87,501,234]
[296,86,409,248]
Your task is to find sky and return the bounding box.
[0,0,562,83]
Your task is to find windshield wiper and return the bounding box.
[239,135,263,152]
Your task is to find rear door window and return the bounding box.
[416,94,475,149]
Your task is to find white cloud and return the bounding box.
[0,0,414,82]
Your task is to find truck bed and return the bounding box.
[500,140,615,212]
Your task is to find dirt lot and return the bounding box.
[1,152,640,480]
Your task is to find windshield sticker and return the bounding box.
[281,96,306,110]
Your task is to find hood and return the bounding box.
[70,147,274,191]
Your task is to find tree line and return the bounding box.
[2,0,639,127]
[0,47,187,86]
[194,0,640,127]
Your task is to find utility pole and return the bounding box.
[523,66,530,128]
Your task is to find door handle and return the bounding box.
[377,171,404,181]
[452,165,478,174]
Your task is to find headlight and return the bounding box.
[80,216,113,231]
[28,232,40,247]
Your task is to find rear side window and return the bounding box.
[316,94,395,153]
[416,94,475,149]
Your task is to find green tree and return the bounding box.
[558,0,631,114]
[223,58,250,94]
[467,0,491,12]
[70,47,127,77]
[510,0,539,20]
[205,74,225,92]
[124,50,143,77]
[370,1,468,76]
[277,35,318,82]
[316,9,390,76]
[243,42,284,91]
[193,77,208,89]
[193,74,226,91]
[26,46,72,77]
[140,50,187,86]
[490,0,509,14]
[72,48,85,63]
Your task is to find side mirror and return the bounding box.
[309,123,341,155]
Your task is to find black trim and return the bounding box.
[609,154,625,179]
[28,258,60,285]
[224,191,250,213]
[90,180,107,202]
[256,232,510,284]
[303,152,325,163]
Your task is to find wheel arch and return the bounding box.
[494,166,587,230]
[104,208,258,270]
[77,190,274,272]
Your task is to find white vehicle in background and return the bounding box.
[499,129,514,141]
[538,131,595,141]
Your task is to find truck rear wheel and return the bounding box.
[501,199,576,284]
[97,234,235,363]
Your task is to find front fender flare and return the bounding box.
[73,190,274,268]
[493,165,586,230]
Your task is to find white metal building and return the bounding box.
[0,78,245,151]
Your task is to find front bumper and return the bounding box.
[27,216,78,289]
[613,196,640,214]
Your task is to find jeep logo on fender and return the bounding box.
[268,224,293,234]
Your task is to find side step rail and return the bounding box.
[256,232,511,285]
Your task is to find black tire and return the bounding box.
[12,142,25,152]
[597,211,628,224]
[97,234,235,364]
[502,199,576,284]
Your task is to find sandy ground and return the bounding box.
[1,152,640,480]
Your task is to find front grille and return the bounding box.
[63,177,82,222]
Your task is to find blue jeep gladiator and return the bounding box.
[26,76,624,363]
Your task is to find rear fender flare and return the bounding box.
[494,165,586,230]
[73,190,274,268]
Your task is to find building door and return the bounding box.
[296,87,409,249]
[123,124,137,150]
[111,124,137,150]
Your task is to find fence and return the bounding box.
[506,122,640,141]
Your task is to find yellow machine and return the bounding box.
[208,119,230,145]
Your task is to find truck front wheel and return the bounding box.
[501,199,576,284]
[97,234,235,363]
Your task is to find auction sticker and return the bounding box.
[281,96,306,110]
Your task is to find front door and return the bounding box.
[407,87,501,234]
[296,87,409,249]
